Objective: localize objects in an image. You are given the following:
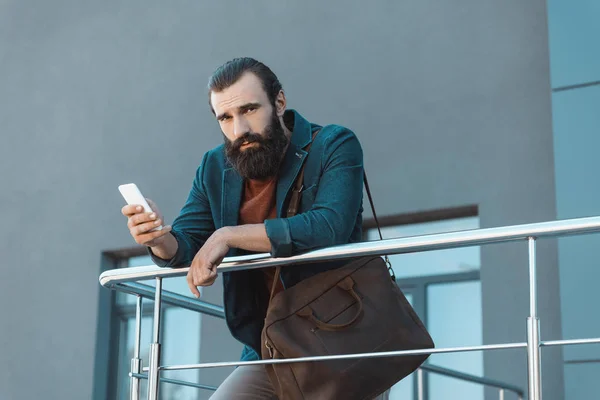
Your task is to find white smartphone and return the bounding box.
[118,183,163,231]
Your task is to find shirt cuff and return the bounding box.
[147,230,190,268]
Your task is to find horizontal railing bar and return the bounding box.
[146,342,527,371]
[100,216,600,287]
[130,373,217,391]
[420,364,524,395]
[133,365,523,395]
[541,338,600,347]
[115,282,225,318]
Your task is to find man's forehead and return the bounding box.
[211,72,268,114]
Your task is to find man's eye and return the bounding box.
[244,108,256,114]
[220,116,231,122]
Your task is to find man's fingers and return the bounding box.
[198,269,218,286]
[193,265,217,287]
[187,273,201,298]
[122,204,144,217]
[193,262,203,287]
[135,225,172,245]
[132,219,164,235]
[129,212,159,227]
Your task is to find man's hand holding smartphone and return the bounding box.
[119,184,177,259]
[121,198,172,247]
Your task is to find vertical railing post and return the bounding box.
[130,296,143,400]
[526,237,542,400]
[147,278,163,400]
[417,368,424,400]
[498,388,505,400]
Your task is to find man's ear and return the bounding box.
[275,90,286,117]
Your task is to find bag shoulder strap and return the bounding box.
[271,129,394,302]
[270,129,319,302]
[363,172,395,280]
[286,128,320,218]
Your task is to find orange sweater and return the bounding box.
[238,177,284,298]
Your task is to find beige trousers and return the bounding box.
[210,365,390,400]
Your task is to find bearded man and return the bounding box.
[122,58,387,399]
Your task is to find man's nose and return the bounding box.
[233,117,251,138]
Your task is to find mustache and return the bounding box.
[230,132,265,150]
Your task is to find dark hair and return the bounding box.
[207,57,283,113]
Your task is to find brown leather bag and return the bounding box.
[260,131,435,399]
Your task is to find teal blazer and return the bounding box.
[151,110,364,359]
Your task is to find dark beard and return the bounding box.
[224,111,289,180]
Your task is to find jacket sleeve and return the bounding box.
[264,127,363,257]
[149,153,216,268]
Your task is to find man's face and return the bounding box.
[211,72,288,180]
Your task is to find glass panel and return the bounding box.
[116,316,153,400]
[427,281,483,399]
[389,293,415,400]
[547,0,600,87]
[117,255,199,305]
[552,85,600,362]
[366,217,480,278]
[160,308,203,399]
[564,361,600,400]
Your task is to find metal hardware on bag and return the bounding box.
[384,255,396,281]
[265,340,274,358]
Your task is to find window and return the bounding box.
[365,212,482,399]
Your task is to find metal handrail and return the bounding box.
[129,373,218,391]
[100,215,600,287]
[114,281,225,318]
[100,215,600,400]
[113,287,524,397]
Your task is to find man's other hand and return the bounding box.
[187,228,231,298]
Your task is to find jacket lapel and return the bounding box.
[222,167,244,228]
[275,109,316,217]
[276,144,307,217]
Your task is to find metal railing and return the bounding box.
[130,360,525,399]
[417,365,524,399]
[100,215,600,400]
[120,287,525,399]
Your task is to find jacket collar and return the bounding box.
[287,109,313,149]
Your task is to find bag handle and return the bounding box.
[296,277,363,331]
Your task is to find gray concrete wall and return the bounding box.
[0,1,561,399]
